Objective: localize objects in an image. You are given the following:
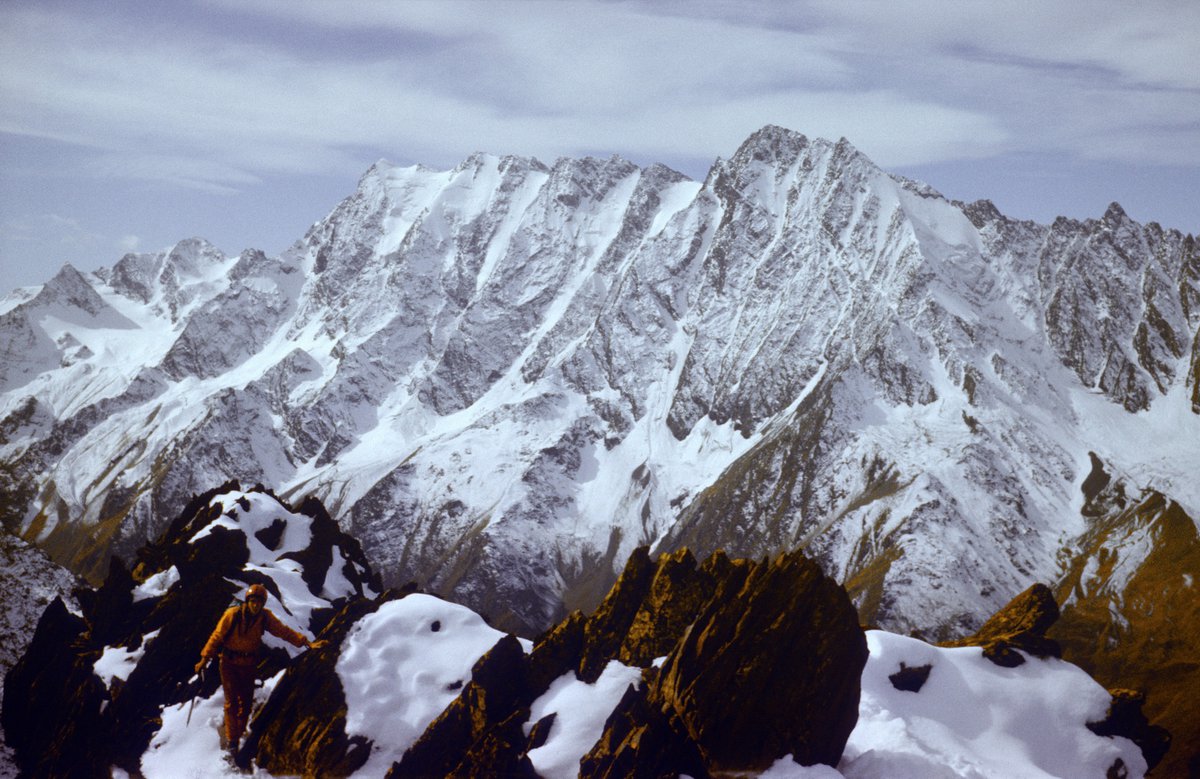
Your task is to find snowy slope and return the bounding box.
[0,126,1197,648]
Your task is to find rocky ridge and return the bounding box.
[1,483,377,777]
[2,487,1156,778]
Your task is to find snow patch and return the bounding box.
[839,631,1146,778]
[335,594,510,777]
[525,660,644,779]
[94,629,161,688]
[133,566,180,602]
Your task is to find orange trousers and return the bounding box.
[219,654,258,745]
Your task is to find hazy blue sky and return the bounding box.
[2,0,1197,292]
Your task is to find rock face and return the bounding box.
[382,546,867,777]
[0,530,80,777]
[940,582,1062,667]
[584,549,868,776]
[2,596,107,778]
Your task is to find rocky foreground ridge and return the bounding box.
[2,486,1165,777]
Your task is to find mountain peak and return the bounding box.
[1103,201,1129,223]
[731,124,812,166]
[33,263,106,315]
[4,127,1199,774]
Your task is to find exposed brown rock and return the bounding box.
[579,681,709,779]
[578,546,656,682]
[527,609,585,692]
[1052,486,1200,779]
[440,709,541,779]
[941,583,1061,666]
[616,547,710,667]
[577,546,731,682]
[650,549,867,772]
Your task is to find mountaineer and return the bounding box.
[195,583,327,758]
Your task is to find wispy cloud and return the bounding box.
[0,213,106,273]
[0,0,1196,189]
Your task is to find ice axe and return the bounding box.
[186,658,214,726]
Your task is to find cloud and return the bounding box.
[0,213,102,250]
[118,235,141,253]
[0,0,1195,196]
[84,154,262,195]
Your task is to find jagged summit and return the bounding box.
[2,124,1199,774]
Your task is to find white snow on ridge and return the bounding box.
[837,631,1145,779]
[188,489,365,648]
[133,566,180,602]
[127,582,1148,779]
[526,660,644,779]
[94,629,161,688]
[335,593,516,778]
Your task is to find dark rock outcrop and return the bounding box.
[1086,688,1172,774]
[578,681,709,779]
[578,546,712,681]
[1,597,109,778]
[940,582,1061,666]
[644,549,866,773]
[889,662,933,693]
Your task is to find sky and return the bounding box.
[1,0,1197,293]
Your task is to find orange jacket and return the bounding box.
[201,604,308,659]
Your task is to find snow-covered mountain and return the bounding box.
[1,127,1197,755]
